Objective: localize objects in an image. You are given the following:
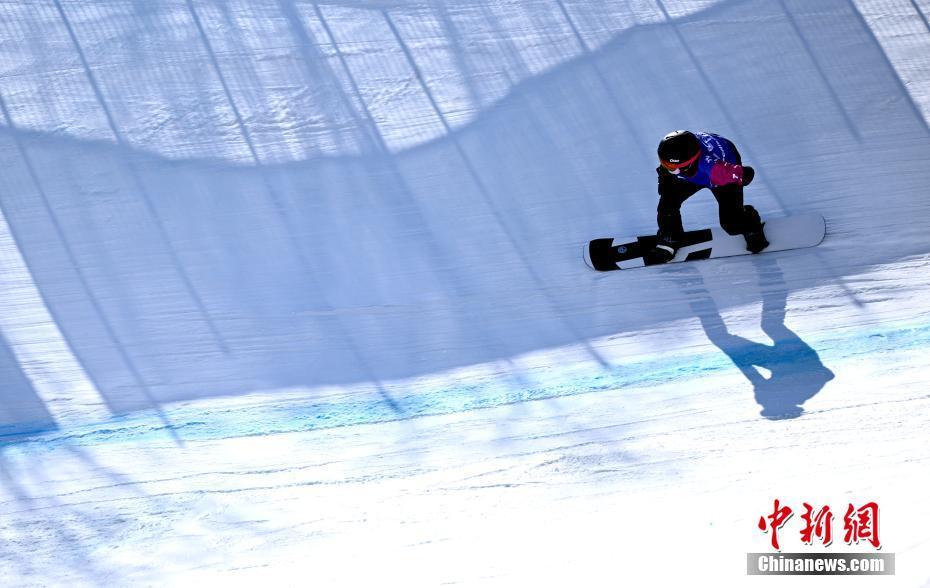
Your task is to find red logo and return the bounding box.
[758,500,881,551]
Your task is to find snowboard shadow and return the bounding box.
[673,256,834,419]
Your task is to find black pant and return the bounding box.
[657,177,748,242]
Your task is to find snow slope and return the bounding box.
[1,0,930,585]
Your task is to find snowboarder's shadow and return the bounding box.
[672,256,834,419]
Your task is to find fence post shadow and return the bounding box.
[673,256,834,419]
[0,331,57,437]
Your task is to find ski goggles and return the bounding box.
[660,151,700,174]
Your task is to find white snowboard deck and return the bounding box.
[584,213,826,270]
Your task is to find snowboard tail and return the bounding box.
[583,213,825,272]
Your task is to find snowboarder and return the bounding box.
[646,130,769,264]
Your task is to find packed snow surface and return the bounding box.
[2,0,930,585]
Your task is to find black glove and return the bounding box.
[644,243,676,265]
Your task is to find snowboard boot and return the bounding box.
[742,205,769,254]
[645,233,678,264]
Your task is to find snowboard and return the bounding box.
[583,213,825,271]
